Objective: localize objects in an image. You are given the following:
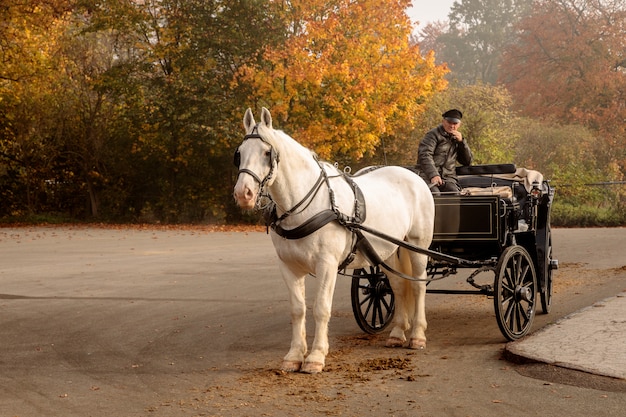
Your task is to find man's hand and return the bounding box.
[450,130,463,142]
[430,176,444,186]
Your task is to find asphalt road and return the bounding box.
[1,226,625,417]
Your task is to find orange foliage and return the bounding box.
[237,0,448,161]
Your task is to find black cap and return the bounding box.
[442,109,462,123]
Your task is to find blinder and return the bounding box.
[233,137,278,169]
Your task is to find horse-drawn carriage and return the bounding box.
[351,163,558,341]
[234,108,558,373]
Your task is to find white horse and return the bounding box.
[233,107,434,373]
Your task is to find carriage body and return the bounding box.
[351,164,557,341]
[433,164,554,292]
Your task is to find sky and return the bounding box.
[406,0,456,28]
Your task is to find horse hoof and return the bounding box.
[409,338,426,350]
[300,362,324,374]
[281,361,302,372]
[385,337,405,348]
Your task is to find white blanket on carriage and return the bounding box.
[492,168,544,192]
[461,186,513,198]
[461,168,544,198]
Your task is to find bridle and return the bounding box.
[233,124,279,195]
[234,124,327,217]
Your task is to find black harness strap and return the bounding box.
[237,168,263,185]
[272,209,338,239]
[275,170,326,224]
[268,153,367,240]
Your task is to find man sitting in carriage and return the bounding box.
[416,109,473,195]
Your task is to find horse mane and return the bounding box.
[257,123,339,174]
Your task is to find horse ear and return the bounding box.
[261,107,272,129]
[243,108,255,132]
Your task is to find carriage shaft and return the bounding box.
[350,223,485,267]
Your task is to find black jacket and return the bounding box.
[416,125,473,184]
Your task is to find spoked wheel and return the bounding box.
[351,266,395,334]
[540,230,554,314]
[493,245,537,341]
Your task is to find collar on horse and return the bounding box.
[268,157,366,241]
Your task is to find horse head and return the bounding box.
[233,108,279,210]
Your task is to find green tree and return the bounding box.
[512,117,625,224]
[79,0,285,222]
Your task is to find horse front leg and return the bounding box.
[280,267,307,372]
[300,264,338,374]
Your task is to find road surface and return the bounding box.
[1,226,625,416]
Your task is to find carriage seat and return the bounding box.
[457,164,544,205]
[456,164,516,176]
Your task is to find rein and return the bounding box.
[274,169,326,224]
[239,132,450,280]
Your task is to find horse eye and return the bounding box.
[265,150,271,158]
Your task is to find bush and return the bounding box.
[552,201,626,227]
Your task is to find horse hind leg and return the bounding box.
[385,251,412,348]
[385,248,428,350]
[407,251,428,350]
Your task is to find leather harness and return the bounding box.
[234,128,373,269]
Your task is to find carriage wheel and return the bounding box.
[351,266,395,334]
[493,245,537,341]
[540,230,554,314]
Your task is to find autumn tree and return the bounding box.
[0,0,74,81]
[1,4,142,219]
[1,0,284,221]
[500,0,626,178]
[0,2,79,216]
[238,0,448,164]
[436,0,532,84]
[415,21,450,65]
